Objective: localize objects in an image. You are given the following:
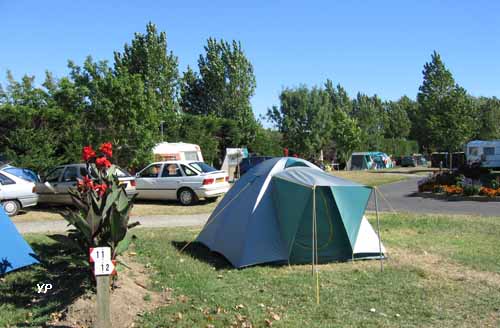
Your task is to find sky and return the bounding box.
[1,1,499,119]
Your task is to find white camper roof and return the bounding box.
[467,140,500,147]
[152,142,201,154]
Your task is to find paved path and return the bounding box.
[367,177,500,217]
[16,213,210,234]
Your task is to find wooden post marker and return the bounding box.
[90,247,115,328]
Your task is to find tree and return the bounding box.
[267,86,333,159]
[474,97,500,140]
[417,51,476,152]
[180,38,257,145]
[384,100,411,139]
[250,125,283,157]
[351,93,386,150]
[68,57,160,169]
[324,80,361,162]
[114,22,179,115]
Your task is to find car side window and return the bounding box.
[161,164,182,177]
[181,165,197,177]
[62,167,79,182]
[80,167,88,177]
[0,173,15,185]
[45,167,64,183]
[140,164,162,178]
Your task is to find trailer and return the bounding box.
[466,140,500,169]
[152,142,204,162]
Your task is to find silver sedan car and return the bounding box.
[35,164,138,205]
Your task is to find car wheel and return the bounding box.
[178,188,197,206]
[3,200,21,216]
[206,197,218,203]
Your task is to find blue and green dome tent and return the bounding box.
[0,206,39,275]
[196,157,385,268]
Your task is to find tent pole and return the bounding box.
[374,187,383,272]
[312,185,320,305]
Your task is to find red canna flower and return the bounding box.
[99,142,113,158]
[95,157,111,168]
[93,183,108,197]
[82,146,96,161]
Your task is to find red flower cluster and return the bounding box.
[82,146,96,161]
[82,142,113,169]
[96,157,112,168]
[77,175,94,191]
[94,183,108,197]
[77,177,108,197]
[99,142,113,158]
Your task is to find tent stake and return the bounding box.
[374,187,383,272]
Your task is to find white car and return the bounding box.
[135,161,230,205]
[0,170,38,216]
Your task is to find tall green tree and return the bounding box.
[267,86,333,159]
[417,51,476,151]
[474,97,500,140]
[114,22,179,115]
[180,38,257,144]
[324,80,361,162]
[384,100,411,139]
[351,93,386,150]
[68,57,160,169]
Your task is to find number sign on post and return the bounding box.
[90,247,115,328]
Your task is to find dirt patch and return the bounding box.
[48,254,170,328]
[390,247,500,287]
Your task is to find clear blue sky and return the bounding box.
[1,1,499,118]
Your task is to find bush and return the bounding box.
[463,184,481,196]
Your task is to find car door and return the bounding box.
[54,166,79,204]
[0,172,16,201]
[135,164,163,199]
[158,163,183,200]
[37,167,65,203]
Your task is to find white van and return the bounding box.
[466,140,500,169]
[153,142,204,162]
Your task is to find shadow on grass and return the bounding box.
[171,241,297,270]
[171,241,232,270]
[0,239,93,327]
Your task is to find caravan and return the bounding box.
[466,140,500,169]
[153,142,204,162]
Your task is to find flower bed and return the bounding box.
[417,172,500,201]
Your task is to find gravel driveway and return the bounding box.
[367,177,500,217]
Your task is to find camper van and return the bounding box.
[466,140,500,169]
[153,142,204,162]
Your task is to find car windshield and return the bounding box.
[3,167,39,182]
[189,162,217,173]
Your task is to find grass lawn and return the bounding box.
[329,170,410,186]
[131,213,500,328]
[3,212,498,327]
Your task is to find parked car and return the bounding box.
[1,164,40,182]
[400,156,417,167]
[35,164,137,205]
[135,161,230,205]
[0,170,38,216]
[413,154,428,167]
